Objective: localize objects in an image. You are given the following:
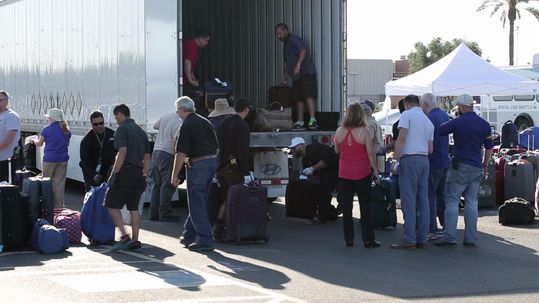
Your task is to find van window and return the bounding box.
[514,95,535,101]
[493,95,513,101]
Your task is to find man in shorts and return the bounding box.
[106,104,151,251]
[276,23,319,131]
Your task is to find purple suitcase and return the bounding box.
[225,184,269,243]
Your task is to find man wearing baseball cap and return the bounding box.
[289,136,339,223]
[436,94,493,247]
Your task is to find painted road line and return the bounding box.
[130,296,274,303]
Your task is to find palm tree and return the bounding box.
[477,0,539,65]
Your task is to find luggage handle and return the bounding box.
[268,101,284,111]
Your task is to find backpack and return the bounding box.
[499,197,536,225]
[80,183,115,244]
[501,120,519,148]
[31,218,69,254]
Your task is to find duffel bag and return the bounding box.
[253,102,293,132]
[54,208,82,243]
[499,197,536,225]
[31,218,69,254]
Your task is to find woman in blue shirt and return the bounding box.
[32,108,71,208]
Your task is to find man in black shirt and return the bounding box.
[172,96,219,252]
[106,104,151,252]
[387,99,405,151]
[213,98,252,240]
[80,111,117,191]
[290,137,339,223]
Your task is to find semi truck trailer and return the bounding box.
[0,0,347,198]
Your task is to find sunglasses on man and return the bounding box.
[92,122,105,126]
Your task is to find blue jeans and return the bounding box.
[182,158,217,246]
[399,155,430,244]
[428,167,448,232]
[443,163,483,244]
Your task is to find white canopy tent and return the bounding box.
[385,44,539,97]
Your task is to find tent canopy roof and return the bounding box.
[385,44,539,96]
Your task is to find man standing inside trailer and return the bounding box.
[183,31,210,97]
[276,23,319,131]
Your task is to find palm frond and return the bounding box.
[490,2,505,16]
[524,7,539,21]
[477,0,504,12]
[501,10,507,27]
[516,8,522,19]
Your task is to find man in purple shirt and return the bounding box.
[436,94,493,247]
[420,93,451,240]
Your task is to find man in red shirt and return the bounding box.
[183,31,210,88]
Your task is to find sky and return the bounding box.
[347,0,539,66]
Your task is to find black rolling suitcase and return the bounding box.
[22,176,54,224]
[285,180,318,219]
[371,178,398,229]
[0,184,29,250]
[225,184,269,243]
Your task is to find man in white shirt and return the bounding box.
[0,91,21,182]
[149,111,182,221]
[391,94,434,250]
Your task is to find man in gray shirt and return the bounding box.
[106,104,151,251]
[276,23,319,131]
[0,91,20,182]
[149,111,182,222]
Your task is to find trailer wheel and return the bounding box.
[515,117,533,132]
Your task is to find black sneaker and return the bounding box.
[292,121,306,131]
[307,118,319,131]
[188,243,215,252]
[179,236,193,248]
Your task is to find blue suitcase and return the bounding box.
[80,183,115,245]
[22,176,54,224]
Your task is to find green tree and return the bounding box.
[407,37,482,73]
[477,0,539,66]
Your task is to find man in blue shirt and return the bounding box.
[437,94,493,247]
[420,93,451,240]
[276,23,319,131]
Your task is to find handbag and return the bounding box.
[253,101,293,132]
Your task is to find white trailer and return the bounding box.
[0,0,347,198]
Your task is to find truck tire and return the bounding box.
[515,117,533,132]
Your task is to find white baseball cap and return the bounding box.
[289,137,306,149]
[456,94,474,106]
[44,108,65,122]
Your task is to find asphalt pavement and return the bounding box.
[1,181,539,303]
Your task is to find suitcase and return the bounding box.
[285,180,318,219]
[204,79,233,111]
[22,176,54,224]
[499,197,536,225]
[371,178,398,229]
[478,157,496,209]
[13,168,36,187]
[504,160,536,203]
[519,127,539,150]
[53,208,82,243]
[207,181,221,225]
[268,86,293,108]
[495,157,506,204]
[80,183,115,245]
[501,120,519,148]
[225,184,269,243]
[520,153,539,182]
[0,185,29,250]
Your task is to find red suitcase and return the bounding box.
[225,184,269,243]
[495,157,506,204]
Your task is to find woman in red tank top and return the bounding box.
[335,103,381,248]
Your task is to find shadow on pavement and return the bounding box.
[206,251,289,290]
[0,250,74,270]
[213,202,539,300]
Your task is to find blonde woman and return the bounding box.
[33,108,71,208]
[335,103,380,248]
